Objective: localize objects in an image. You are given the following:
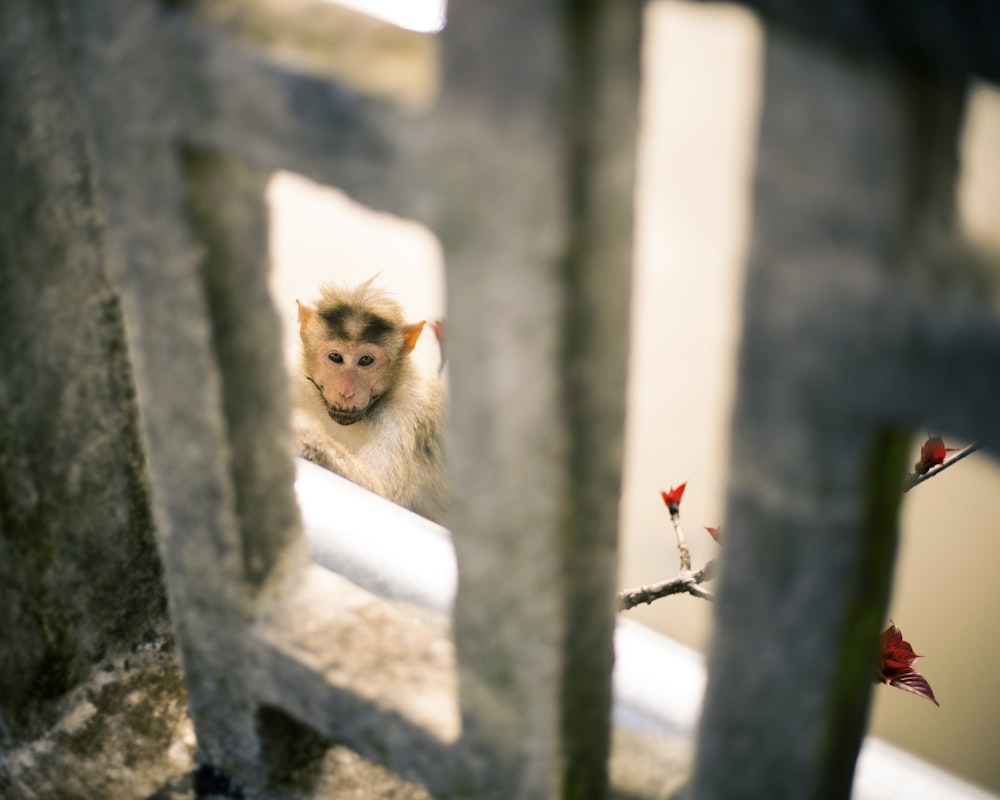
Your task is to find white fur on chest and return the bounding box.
[323,413,373,453]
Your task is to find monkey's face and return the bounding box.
[306,339,396,426]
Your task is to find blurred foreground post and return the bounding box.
[692,5,1000,798]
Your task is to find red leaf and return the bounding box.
[876,622,939,706]
[888,670,940,706]
[879,622,920,672]
[916,435,954,475]
[705,526,722,543]
[660,482,687,515]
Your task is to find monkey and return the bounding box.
[292,279,447,523]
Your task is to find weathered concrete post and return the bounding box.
[435,1,641,796]
[691,10,1000,798]
[0,0,167,749]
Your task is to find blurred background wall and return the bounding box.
[267,0,1000,791]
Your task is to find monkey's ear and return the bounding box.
[402,321,426,354]
[296,300,313,331]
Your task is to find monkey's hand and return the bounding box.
[293,411,345,469]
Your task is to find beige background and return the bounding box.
[269,1,1000,791]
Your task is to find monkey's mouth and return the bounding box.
[327,391,383,425]
[327,407,366,426]
[306,376,379,426]
[319,393,370,426]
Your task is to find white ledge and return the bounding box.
[295,457,457,613]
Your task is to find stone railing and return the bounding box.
[3,0,999,797]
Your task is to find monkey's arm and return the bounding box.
[366,380,448,522]
[291,408,391,499]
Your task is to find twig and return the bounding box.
[903,441,982,492]
[670,511,691,572]
[617,560,717,611]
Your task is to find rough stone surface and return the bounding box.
[714,0,1000,83]
[0,0,167,746]
[436,1,641,796]
[0,573,692,800]
[0,623,193,800]
[0,605,444,800]
[173,0,440,109]
[691,21,1000,800]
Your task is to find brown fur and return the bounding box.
[293,280,447,522]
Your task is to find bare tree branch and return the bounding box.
[617,560,716,611]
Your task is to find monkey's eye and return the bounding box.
[328,352,344,364]
[358,355,375,367]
